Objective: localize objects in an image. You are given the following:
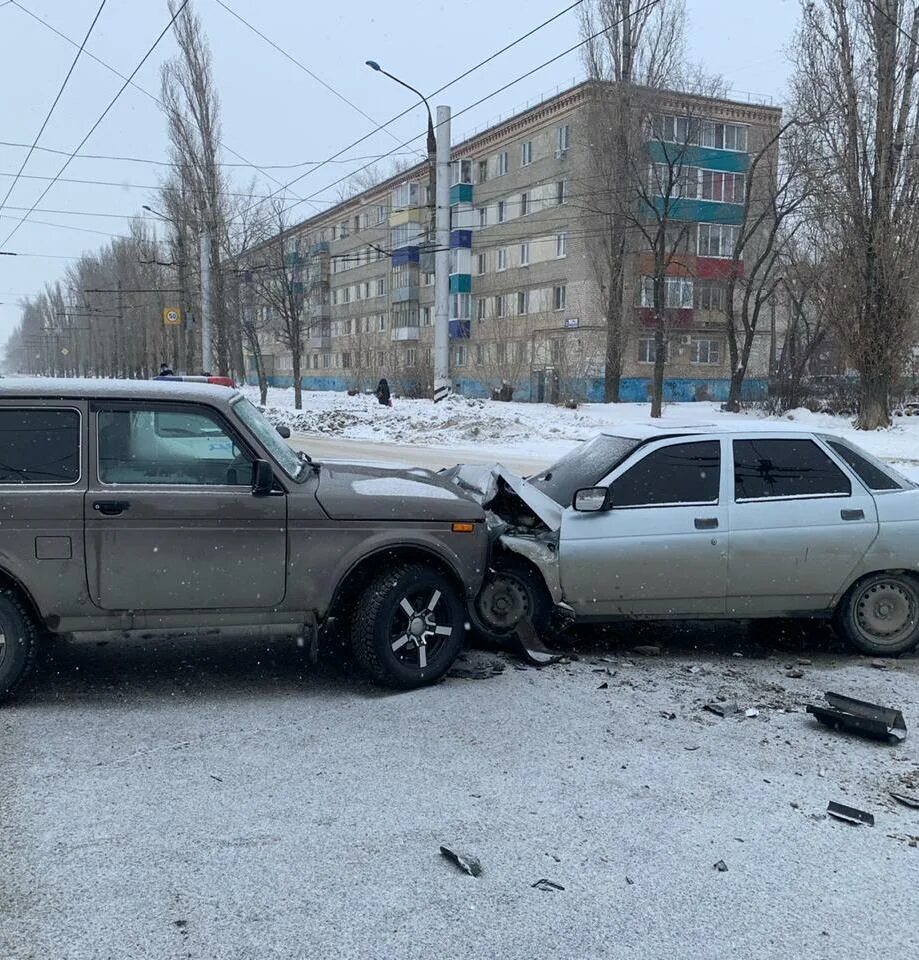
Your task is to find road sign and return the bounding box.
[163,307,182,326]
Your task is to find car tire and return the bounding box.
[471,557,551,647]
[352,563,464,689]
[834,572,919,656]
[0,587,39,704]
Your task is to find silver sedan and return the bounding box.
[458,426,919,656]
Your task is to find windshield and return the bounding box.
[529,434,641,506]
[232,397,304,480]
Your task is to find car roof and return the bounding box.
[0,376,241,405]
[597,421,826,440]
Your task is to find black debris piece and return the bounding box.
[625,876,634,885]
[703,702,739,718]
[439,845,483,877]
[785,669,805,679]
[659,711,676,720]
[713,860,728,872]
[597,682,609,690]
[806,692,907,744]
[890,791,919,810]
[531,878,565,891]
[508,618,563,667]
[827,801,875,826]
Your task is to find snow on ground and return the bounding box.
[245,386,919,479]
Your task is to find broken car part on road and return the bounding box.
[827,802,875,826]
[806,691,907,744]
[439,845,483,877]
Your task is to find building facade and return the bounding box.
[245,81,782,402]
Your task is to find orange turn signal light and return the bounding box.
[451,522,475,533]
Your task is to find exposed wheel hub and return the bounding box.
[855,580,916,642]
[477,574,530,633]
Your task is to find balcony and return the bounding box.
[308,332,331,350]
[391,284,419,303]
[392,326,421,342]
[449,319,470,339]
[311,303,331,321]
[309,240,330,256]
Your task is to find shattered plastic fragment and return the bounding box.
[531,878,565,891]
[439,845,483,877]
[827,802,875,826]
[713,860,728,872]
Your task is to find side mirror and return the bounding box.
[573,487,609,512]
[252,459,275,496]
[276,424,291,439]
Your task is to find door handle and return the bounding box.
[841,508,864,521]
[694,517,719,530]
[93,500,130,516]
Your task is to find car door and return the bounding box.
[726,435,879,614]
[84,400,287,612]
[558,438,728,617]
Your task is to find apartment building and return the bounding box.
[245,80,782,402]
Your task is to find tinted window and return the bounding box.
[733,438,850,500]
[612,441,720,507]
[529,434,640,506]
[98,407,252,486]
[0,408,80,484]
[826,440,902,491]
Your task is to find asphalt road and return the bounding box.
[287,433,551,474]
[2,625,918,960]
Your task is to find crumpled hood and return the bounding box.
[315,462,484,521]
[440,463,562,532]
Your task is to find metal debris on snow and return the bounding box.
[713,860,729,872]
[703,702,739,718]
[531,878,565,891]
[889,790,919,809]
[806,691,907,744]
[439,845,483,877]
[827,802,875,827]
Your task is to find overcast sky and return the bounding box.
[0,0,799,354]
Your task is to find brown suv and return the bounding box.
[0,379,487,699]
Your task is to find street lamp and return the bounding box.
[365,61,452,402]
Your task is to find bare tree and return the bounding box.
[792,0,919,428]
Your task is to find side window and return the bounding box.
[98,407,252,486]
[612,441,720,507]
[0,408,80,484]
[825,440,902,491]
[733,438,850,501]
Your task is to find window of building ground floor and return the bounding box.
[637,337,666,364]
[690,337,722,365]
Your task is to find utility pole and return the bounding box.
[176,232,189,374]
[200,220,213,374]
[433,104,451,402]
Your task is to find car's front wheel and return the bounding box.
[834,572,919,656]
[352,563,464,688]
[0,587,39,704]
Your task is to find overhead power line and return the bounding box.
[0,1,191,250]
[212,0,421,158]
[0,0,107,216]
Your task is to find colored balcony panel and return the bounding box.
[449,183,473,205]
[389,207,427,227]
[450,229,473,249]
[309,241,330,255]
[449,274,472,294]
[391,326,421,342]
[696,257,745,280]
[647,141,750,173]
[637,306,694,328]
[649,197,744,224]
[391,246,420,266]
[391,285,420,303]
[636,253,698,277]
[449,319,471,339]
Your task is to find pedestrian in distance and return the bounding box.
[157,362,174,377]
[375,377,392,407]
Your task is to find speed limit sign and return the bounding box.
[163,306,182,326]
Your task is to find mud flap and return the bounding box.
[508,617,562,666]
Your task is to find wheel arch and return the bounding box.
[0,566,45,631]
[835,566,919,607]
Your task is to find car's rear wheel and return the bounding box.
[834,572,919,656]
[352,563,464,689]
[471,558,551,646]
[0,587,39,704]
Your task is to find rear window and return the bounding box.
[825,440,903,491]
[733,438,850,500]
[0,408,81,484]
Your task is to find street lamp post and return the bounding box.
[143,204,191,374]
[366,61,451,401]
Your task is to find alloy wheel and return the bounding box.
[389,586,454,670]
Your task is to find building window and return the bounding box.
[695,279,727,312]
[391,181,421,209]
[557,123,570,153]
[477,298,487,321]
[521,140,533,166]
[477,251,487,275]
[454,345,467,367]
[478,207,488,228]
[691,338,722,365]
[375,204,387,224]
[341,351,351,369]
[555,180,567,205]
[638,338,665,364]
[338,221,350,239]
[377,314,387,331]
[495,294,507,318]
[451,159,472,185]
[697,223,741,258]
[478,159,488,183]
[451,293,471,319]
[652,162,698,198]
[421,306,431,326]
[700,169,745,203]
[639,276,694,309]
[423,271,434,286]
[496,247,508,271]
[701,120,749,152]
[520,191,529,216]
[556,232,568,258]
[516,340,529,363]
[553,284,567,311]
[322,352,331,369]
[517,290,529,315]
[496,342,507,363]
[475,344,485,365]
[520,242,529,266]
[404,347,416,366]
[497,200,507,223]
[497,151,509,176]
